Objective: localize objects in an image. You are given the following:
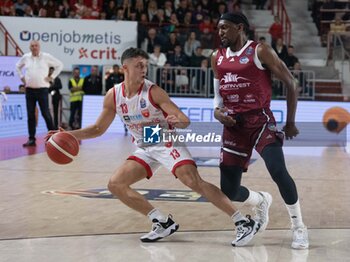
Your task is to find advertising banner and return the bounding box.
[0,17,137,71]
[0,56,22,92]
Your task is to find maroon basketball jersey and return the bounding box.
[215,41,272,114]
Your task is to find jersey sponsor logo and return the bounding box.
[268,123,277,131]
[143,124,161,144]
[245,46,254,55]
[140,98,147,108]
[220,72,249,84]
[229,57,235,62]
[128,114,143,121]
[243,93,256,103]
[227,94,239,102]
[123,115,130,122]
[141,109,150,118]
[239,56,249,64]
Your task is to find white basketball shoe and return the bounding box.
[140,215,179,242]
[253,192,272,232]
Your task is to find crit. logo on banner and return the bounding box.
[143,124,162,144]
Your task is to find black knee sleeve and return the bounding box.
[220,165,249,202]
[261,143,298,204]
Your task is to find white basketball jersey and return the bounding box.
[114,79,170,147]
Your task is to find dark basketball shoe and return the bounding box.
[140,215,179,242]
[232,215,260,247]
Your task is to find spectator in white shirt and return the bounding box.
[16,40,63,147]
[149,45,167,67]
[184,31,201,57]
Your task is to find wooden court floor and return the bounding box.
[0,134,349,261]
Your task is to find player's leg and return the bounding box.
[220,148,272,232]
[108,151,178,242]
[260,142,309,249]
[37,88,55,130]
[174,163,260,246]
[24,88,37,146]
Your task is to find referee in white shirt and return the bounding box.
[16,40,64,147]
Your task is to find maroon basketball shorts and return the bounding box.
[220,108,284,171]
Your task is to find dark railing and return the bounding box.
[0,22,23,56]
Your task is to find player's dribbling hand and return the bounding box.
[166,115,180,127]
[214,107,236,127]
[282,123,299,140]
[45,127,65,143]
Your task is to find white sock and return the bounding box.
[285,200,305,229]
[244,190,263,206]
[231,211,247,223]
[147,208,167,223]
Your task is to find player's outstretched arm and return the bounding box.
[257,43,299,139]
[150,85,190,129]
[69,89,116,140]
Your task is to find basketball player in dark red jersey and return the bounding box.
[211,12,309,249]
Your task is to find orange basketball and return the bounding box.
[46,132,79,164]
[323,107,350,134]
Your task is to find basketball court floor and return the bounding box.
[0,133,349,262]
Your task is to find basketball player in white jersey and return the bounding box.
[46,48,260,246]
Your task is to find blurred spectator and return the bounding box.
[90,0,101,19]
[269,16,283,46]
[83,65,102,95]
[45,0,57,18]
[213,2,227,18]
[30,0,43,17]
[15,0,28,16]
[115,7,125,20]
[106,65,124,92]
[149,45,167,67]
[38,7,47,17]
[330,17,346,33]
[164,1,174,21]
[73,0,87,18]
[167,44,188,66]
[184,31,201,57]
[175,68,190,92]
[3,86,11,94]
[0,0,14,16]
[24,6,34,17]
[105,0,116,20]
[59,0,71,18]
[168,12,180,31]
[190,46,206,67]
[19,84,26,93]
[164,32,180,56]
[259,36,266,44]
[199,0,211,15]
[134,0,145,20]
[292,62,309,96]
[193,58,209,93]
[67,9,77,19]
[141,28,163,53]
[48,67,62,129]
[176,0,190,23]
[138,13,149,47]
[69,67,84,130]
[255,0,267,10]
[151,8,167,25]
[272,38,288,63]
[285,45,299,70]
[199,16,215,48]
[193,4,205,24]
[157,63,175,92]
[147,0,158,22]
